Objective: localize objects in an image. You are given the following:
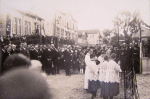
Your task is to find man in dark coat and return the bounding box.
[41,45,47,71]
[38,45,44,70]
[63,47,72,76]
[72,50,79,74]
[44,45,53,75]
[51,44,59,75]
[132,45,140,73]
[55,48,61,74]
[19,43,30,58]
[29,45,39,60]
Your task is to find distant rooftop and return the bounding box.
[9,7,44,20]
[132,24,150,38]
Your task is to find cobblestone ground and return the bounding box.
[44,70,123,99]
[136,74,150,99]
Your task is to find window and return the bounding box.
[13,18,17,34]
[65,31,67,38]
[25,21,28,35]
[25,21,31,35]
[67,22,69,29]
[61,29,64,38]
[57,27,60,37]
[18,19,21,34]
[68,33,70,39]
[13,18,21,35]
[69,21,71,29]
[28,22,31,34]
[72,33,74,40]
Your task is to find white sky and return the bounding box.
[1,0,150,31]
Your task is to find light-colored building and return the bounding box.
[77,30,88,46]
[43,9,78,44]
[77,29,103,46]
[0,7,44,37]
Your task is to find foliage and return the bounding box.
[103,37,109,44]
[110,35,119,47]
[103,29,111,37]
[112,10,141,45]
[119,34,124,40]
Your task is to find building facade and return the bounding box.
[44,9,78,45]
[77,30,88,46]
[0,7,44,37]
[78,29,103,46]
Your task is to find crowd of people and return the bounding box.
[0,40,140,99]
[84,47,122,99]
[1,40,140,75]
[83,44,140,99]
[1,42,87,76]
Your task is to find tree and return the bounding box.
[119,34,124,40]
[113,10,133,45]
[103,37,109,44]
[110,35,119,47]
[103,29,111,37]
[128,9,141,34]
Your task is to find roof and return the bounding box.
[25,11,44,20]
[10,7,44,20]
[78,29,102,36]
[132,25,150,38]
[56,9,66,16]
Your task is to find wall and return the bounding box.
[142,57,150,74]
[0,7,43,36]
[87,33,99,45]
[0,0,6,36]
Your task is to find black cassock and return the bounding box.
[44,48,53,75]
[63,50,71,76]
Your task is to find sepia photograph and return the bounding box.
[0,0,150,99]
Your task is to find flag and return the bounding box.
[129,9,141,33]
[133,9,141,23]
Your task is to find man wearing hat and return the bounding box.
[63,46,72,76]
[44,44,53,75]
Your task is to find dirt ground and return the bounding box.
[136,74,150,99]
[44,70,123,99]
[45,70,93,99]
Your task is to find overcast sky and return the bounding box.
[1,0,150,31]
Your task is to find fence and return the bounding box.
[116,67,140,99]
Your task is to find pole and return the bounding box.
[117,14,119,46]
[139,23,142,74]
[118,22,119,46]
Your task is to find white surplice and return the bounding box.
[99,60,122,83]
[88,60,98,81]
[84,53,90,89]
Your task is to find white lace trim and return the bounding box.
[99,70,121,83]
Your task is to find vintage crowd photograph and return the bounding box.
[0,0,150,99]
